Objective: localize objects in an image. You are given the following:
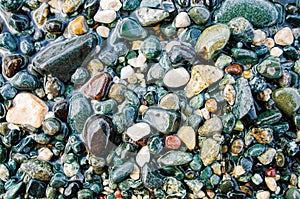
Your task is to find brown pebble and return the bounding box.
[231,139,244,155]
[108,83,127,103]
[252,127,273,144]
[225,64,243,75]
[2,54,27,78]
[69,16,88,35]
[53,100,68,122]
[82,72,112,100]
[205,98,218,113]
[165,135,181,149]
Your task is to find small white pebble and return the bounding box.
[270,47,283,57]
[200,108,210,120]
[96,26,110,38]
[94,9,116,24]
[264,38,275,49]
[274,27,294,46]
[100,0,122,11]
[174,12,191,28]
[256,190,270,199]
[253,29,266,46]
[120,65,134,79]
[37,147,53,161]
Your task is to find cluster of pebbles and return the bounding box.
[0,0,300,198]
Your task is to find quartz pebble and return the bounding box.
[100,0,122,11]
[94,9,117,24]
[6,93,48,128]
[126,122,151,141]
[274,27,294,46]
[163,68,190,88]
[174,12,191,28]
[177,126,196,150]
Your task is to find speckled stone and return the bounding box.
[177,126,196,150]
[69,15,89,35]
[200,138,220,166]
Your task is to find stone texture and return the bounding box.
[163,67,190,88]
[177,126,196,150]
[198,117,223,136]
[274,27,294,46]
[6,93,48,128]
[200,138,220,166]
[126,122,151,141]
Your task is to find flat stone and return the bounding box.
[136,7,169,26]
[198,117,223,137]
[110,162,134,183]
[81,72,112,100]
[257,148,276,165]
[177,126,196,150]
[257,57,282,79]
[157,151,193,166]
[200,138,220,166]
[94,9,117,24]
[272,87,300,116]
[232,77,254,119]
[185,65,224,98]
[195,24,230,60]
[214,0,279,27]
[20,159,53,181]
[163,67,190,88]
[274,27,294,46]
[6,93,48,128]
[136,146,150,167]
[143,107,181,134]
[32,33,98,82]
[126,122,151,141]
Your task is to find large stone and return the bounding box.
[185,65,224,98]
[200,138,220,166]
[272,87,300,117]
[32,33,98,82]
[143,107,181,134]
[20,159,53,181]
[198,117,223,137]
[6,93,48,128]
[195,24,230,60]
[163,68,190,88]
[232,77,254,119]
[157,151,193,166]
[214,0,279,27]
[135,7,169,26]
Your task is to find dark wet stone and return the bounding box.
[180,28,201,47]
[32,33,98,82]
[82,114,119,157]
[110,162,134,183]
[81,72,112,100]
[8,13,30,32]
[273,87,300,116]
[12,136,36,153]
[5,182,23,199]
[143,107,181,134]
[188,6,210,25]
[20,40,35,55]
[0,83,17,100]
[249,75,267,93]
[45,19,65,35]
[147,135,164,154]
[53,100,68,122]
[228,17,254,43]
[0,32,18,52]
[0,0,23,11]
[68,93,92,134]
[140,36,161,59]
[50,173,68,188]
[64,182,81,198]
[231,48,258,65]
[169,44,197,65]
[257,57,282,79]
[214,0,279,27]
[122,0,140,11]
[219,180,234,193]
[20,158,53,181]
[26,179,47,198]
[232,77,254,119]
[2,54,27,78]
[119,18,147,40]
[221,113,236,134]
[283,46,300,60]
[10,71,39,91]
[142,164,164,189]
[255,109,282,126]
[78,189,93,199]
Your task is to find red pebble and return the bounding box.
[266,168,276,177]
[165,135,181,149]
[114,189,122,198]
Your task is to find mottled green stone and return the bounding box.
[273,87,300,116]
[20,158,53,181]
[110,162,134,183]
[119,18,147,40]
[188,6,210,25]
[255,109,282,126]
[158,151,193,166]
[231,48,258,65]
[257,57,282,79]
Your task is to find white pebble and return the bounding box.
[120,65,134,79]
[270,47,283,57]
[128,53,147,68]
[274,27,294,46]
[163,67,190,88]
[100,0,122,11]
[37,147,53,161]
[126,122,151,141]
[136,146,150,167]
[96,26,110,38]
[94,9,116,24]
[256,190,270,199]
[130,164,140,180]
[174,12,191,28]
[265,177,277,192]
[253,29,266,46]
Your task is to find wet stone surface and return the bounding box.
[0,0,299,198]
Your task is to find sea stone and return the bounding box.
[163,67,190,88]
[81,72,112,100]
[195,24,230,60]
[185,65,224,98]
[214,0,279,27]
[198,117,223,137]
[32,33,98,82]
[136,7,169,26]
[126,122,151,141]
[20,159,53,181]
[177,126,196,150]
[6,93,48,128]
[272,87,300,116]
[200,138,220,166]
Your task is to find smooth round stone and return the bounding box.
[177,126,196,150]
[2,54,27,78]
[10,71,39,91]
[159,93,180,110]
[71,67,89,85]
[188,6,210,25]
[214,0,279,27]
[126,122,151,141]
[174,12,191,28]
[257,57,282,79]
[37,147,53,162]
[285,188,300,199]
[251,127,273,144]
[108,83,127,103]
[195,24,230,60]
[63,162,80,177]
[45,19,65,35]
[165,135,181,149]
[20,158,53,181]
[136,146,150,167]
[69,16,88,35]
[264,177,277,192]
[272,87,300,116]
[253,29,267,46]
[200,138,220,166]
[119,18,147,40]
[274,27,294,46]
[231,139,244,155]
[120,66,134,79]
[198,117,223,136]
[0,32,18,52]
[158,150,193,166]
[96,26,110,38]
[62,0,83,14]
[110,162,134,183]
[140,36,161,59]
[256,190,270,199]
[257,148,276,165]
[163,67,190,88]
[100,0,122,11]
[228,17,254,43]
[135,7,169,26]
[270,47,283,57]
[94,9,117,24]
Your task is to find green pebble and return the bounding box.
[119,18,147,40]
[256,57,282,79]
[110,161,134,183]
[78,189,93,199]
[246,144,266,157]
[188,6,210,25]
[140,36,161,59]
[273,87,300,116]
[255,109,282,126]
[231,48,258,65]
[221,113,236,134]
[122,0,140,11]
[228,17,254,43]
[158,151,193,166]
[285,188,300,199]
[5,182,23,199]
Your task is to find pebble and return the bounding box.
[274,27,294,46]
[257,148,276,165]
[100,0,122,11]
[6,93,48,128]
[158,150,193,166]
[110,162,134,183]
[198,117,223,137]
[185,64,224,98]
[228,17,254,43]
[256,190,270,199]
[225,64,243,75]
[165,135,181,149]
[174,12,191,28]
[177,126,196,150]
[96,26,110,38]
[188,6,210,25]
[20,158,53,181]
[136,146,150,167]
[68,16,88,35]
[94,9,117,24]
[37,147,53,162]
[205,98,218,113]
[253,29,267,46]
[231,139,244,155]
[163,67,190,88]
[2,54,27,78]
[130,164,140,180]
[126,122,151,141]
[265,177,277,192]
[272,87,300,116]
[120,66,135,79]
[159,93,180,110]
[195,24,230,60]
[224,84,236,105]
[270,47,283,57]
[63,162,80,177]
[136,7,169,26]
[200,138,220,166]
